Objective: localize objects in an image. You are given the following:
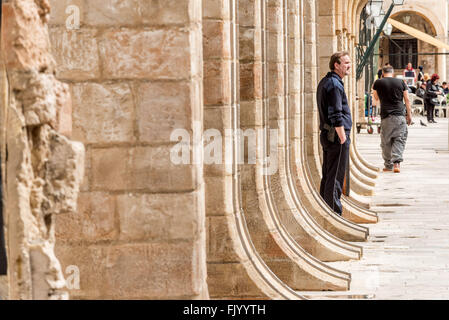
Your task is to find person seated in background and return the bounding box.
[442,82,449,95]
[443,82,449,107]
[416,81,426,98]
[402,79,413,93]
[403,62,417,82]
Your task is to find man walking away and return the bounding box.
[317,51,352,215]
[373,65,412,173]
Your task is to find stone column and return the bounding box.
[203,0,269,299]
[204,0,305,299]
[317,0,338,80]
[438,47,447,82]
[292,0,368,241]
[308,0,378,224]
[221,0,354,292]
[48,0,208,299]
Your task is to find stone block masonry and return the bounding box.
[48,0,208,299]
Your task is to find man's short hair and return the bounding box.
[382,65,394,74]
[329,51,350,71]
[443,82,447,85]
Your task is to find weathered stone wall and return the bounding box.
[1,0,84,299]
[48,0,208,299]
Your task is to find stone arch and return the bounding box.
[353,0,370,39]
[391,11,437,36]
[391,6,445,38]
[385,10,439,73]
[347,0,369,35]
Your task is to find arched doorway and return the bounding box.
[379,11,439,76]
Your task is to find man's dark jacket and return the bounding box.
[317,71,352,134]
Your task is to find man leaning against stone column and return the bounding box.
[317,51,352,215]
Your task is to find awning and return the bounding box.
[388,18,449,50]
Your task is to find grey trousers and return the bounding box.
[380,115,408,169]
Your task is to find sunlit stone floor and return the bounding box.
[302,116,449,299]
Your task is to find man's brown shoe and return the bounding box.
[394,163,400,173]
[383,167,393,172]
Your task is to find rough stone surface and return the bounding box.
[55,192,117,242]
[48,0,85,26]
[55,242,205,299]
[10,71,57,127]
[91,146,198,192]
[2,0,55,72]
[136,81,193,143]
[100,29,192,80]
[3,0,85,300]
[84,0,197,26]
[117,192,200,242]
[72,82,135,144]
[49,27,100,81]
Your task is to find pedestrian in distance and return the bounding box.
[417,66,424,82]
[377,62,392,80]
[373,65,412,173]
[422,73,430,117]
[316,51,352,215]
[377,68,382,80]
[424,73,442,124]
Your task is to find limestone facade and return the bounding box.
[0,0,399,299]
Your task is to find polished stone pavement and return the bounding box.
[302,116,449,299]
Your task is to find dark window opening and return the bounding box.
[389,38,418,70]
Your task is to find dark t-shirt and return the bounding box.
[373,77,408,119]
[417,71,424,82]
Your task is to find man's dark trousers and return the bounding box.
[319,133,350,215]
